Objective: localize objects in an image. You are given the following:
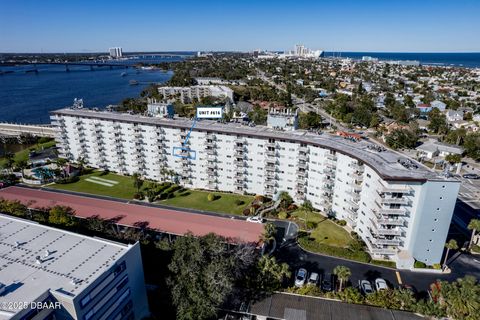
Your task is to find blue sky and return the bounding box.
[1,0,479,53]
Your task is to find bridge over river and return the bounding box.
[0,123,56,138]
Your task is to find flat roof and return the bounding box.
[0,214,129,318]
[250,293,423,320]
[0,187,263,244]
[51,108,452,182]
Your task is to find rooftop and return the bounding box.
[250,292,423,320]
[0,187,264,244]
[0,214,130,317]
[51,108,453,182]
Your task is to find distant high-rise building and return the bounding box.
[109,47,123,58]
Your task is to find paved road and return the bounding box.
[275,241,480,296]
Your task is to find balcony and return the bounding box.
[205,140,216,148]
[346,200,359,209]
[265,172,277,179]
[372,238,402,246]
[298,153,308,161]
[265,150,277,157]
[234,160,245,167]
[206,149,216,156]
[371,224,403,236]
[235,145,245,152]
[351,163,364,171]
[266,142,276,148]
[296,170,307,178]
[379,197,410,205]
[379,181,412,194]
[234,180,245,187]
[299,146,309,153]
[352,173,363,181]
[323,168,335,175]
[376,218,404,226]
[370,247,398,255]
[326,153,337,161]
[298,161,308,169]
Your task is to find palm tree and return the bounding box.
[4,152,14,172]
[333,265,351,291]
[15,159,28,177]
[443,239,459,269]
[132,172,143,193]
[467,219,480,251]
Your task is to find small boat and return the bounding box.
[120,72,127,77]
[129,80,139,85]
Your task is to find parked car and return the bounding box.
[360,280,374,295]
[463,173,480,179]
[375,278,388,291]
[321,273,334,291]
[246,216,264,223]
[295,268,308,287]
[308,272,319,286]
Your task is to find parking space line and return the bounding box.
[395,271,402,285]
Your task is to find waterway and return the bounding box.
[0,57,180,124]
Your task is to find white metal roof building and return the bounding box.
[0,214,149,320]
[50,108,461,269]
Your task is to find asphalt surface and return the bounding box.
[275,240,480,296]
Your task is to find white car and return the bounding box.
[375,278,388,291]
[360,280,374,295]
[295,268,308,287]
[308,272,319,286]
[246,216,264,223]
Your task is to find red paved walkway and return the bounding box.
[0,187,263,243]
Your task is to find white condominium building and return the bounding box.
[157,85,234,103]
[51,108,460,269]
[0,214,149,320]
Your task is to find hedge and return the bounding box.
[298,235,371,263]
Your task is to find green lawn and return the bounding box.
[50,171,253,215]
[49,171,138,199]
[160,190,253,215]
[0,140,56,167]
[291,210,352,247]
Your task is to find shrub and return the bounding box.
[234,199,245,206]
[287,204,298,211]
[133,192,144,200]
[432,263,442,270]
[254,195,265,203]
[242,208,251,216]
[298,236,371,263]
[207,193,216,201]
[99,170,109,176]
[306,221,318,229]
[337,219,347,226]
[371,260,397,268]
[414,261,427,268]
[278,211,289,219]
[55,176,80,184]
[249,206,256,215]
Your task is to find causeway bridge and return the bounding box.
[0,123,56,138]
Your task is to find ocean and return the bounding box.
[0,57,180,124]
[323,52,480,68]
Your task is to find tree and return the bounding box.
[248,106,268,125]
[443,239,458,269]
[467,219,480,250]
[4,152,15,171]
[298,111,323,130]
[48,205,76,227]
[251,255,290,294]
[261,222,277,244]
[430,276,480,320]
[385,129,419,149]
[445,154,462,164]
[428,108,449,134]
[168,233,236,320]
[15,159,28,176]
[335,287,364,304]
[132,172,144,193]
[0,199,27,217]
[333,265,351,291]
[278,191,293,209]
